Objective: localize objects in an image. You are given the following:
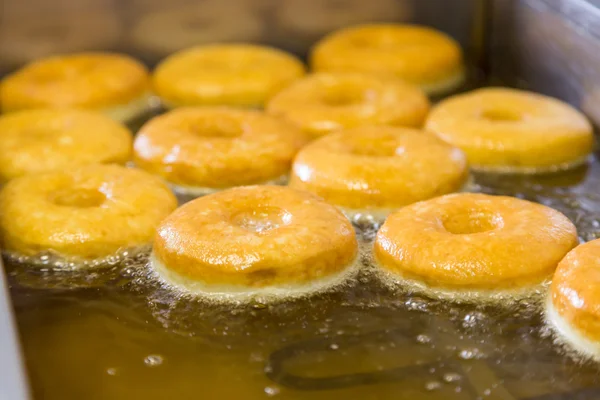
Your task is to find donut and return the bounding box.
[129,2,264,58]
[0,52,152,123]
[0,164,177,265]
[275,0,411,43]
[289,126,468,221]
[310,24,465,96]
[425,88,594,174]
[152,44,306,108]
[0,7,121,68]
[266,73,430,137]
[546,239,600,360]
[0,109,132,183]
[151,185,358,299]
[133,107,307,195]
[374,193,578,301]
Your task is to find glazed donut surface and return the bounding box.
[0,109,132,183]
[374,193,578,299]
[0,52,151,121]
[152,185,358,296]
[425,88,594,173]
[547,239,600,359]
[311,24,465,95]
[134,107,307,193]
[289,126,468,219]
[152,44,305,108]
[0,164,177,263]
[267,73,429,137]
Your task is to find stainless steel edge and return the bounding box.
[490,0,600,125]
[0,259,31,400]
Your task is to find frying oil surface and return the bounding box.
[8,160,600,399]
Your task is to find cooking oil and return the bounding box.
[7,151,600,400]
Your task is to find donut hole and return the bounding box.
[232,206,292,233]
[30,59,100,84]
[480,108,522,122]
[443,211,502,235]
[321,84,366,106]
[188,118,243,138]
[50,188,106,208]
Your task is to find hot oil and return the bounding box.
[8,154,600,398]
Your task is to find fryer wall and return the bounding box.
[490,0,600,126]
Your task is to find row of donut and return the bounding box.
[0,97,591,221]
[0,23,597,359]
[0,27,594,205]
[1,168,598,361]
[1,0,410,65]
[0,23,463,112]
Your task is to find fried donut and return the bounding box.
[133,107,307,195]
[266,73,429,137]
[0,109,132,183]
[311,24,465,95]
[289,126,468,221]
[425,88,594,174]
[0,165,177,265]
[129,2,264,58]
[546,239,600,360]
[374,193,578,302]
[152,44,306,108]
[0,52,152,122]
[151,185,358,300]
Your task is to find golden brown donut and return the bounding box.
[152,185,358,300]
[546,239,600,360]
[0,52,152,122]
[425,88,594,173]
[289,126,468,220]
[0,165,177,266]
[152,44,306,108]
[267,73,430,137]
[374,193,578,302]
[0,109,132,183]
[133,107,307,195]
[311,23,465,95]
